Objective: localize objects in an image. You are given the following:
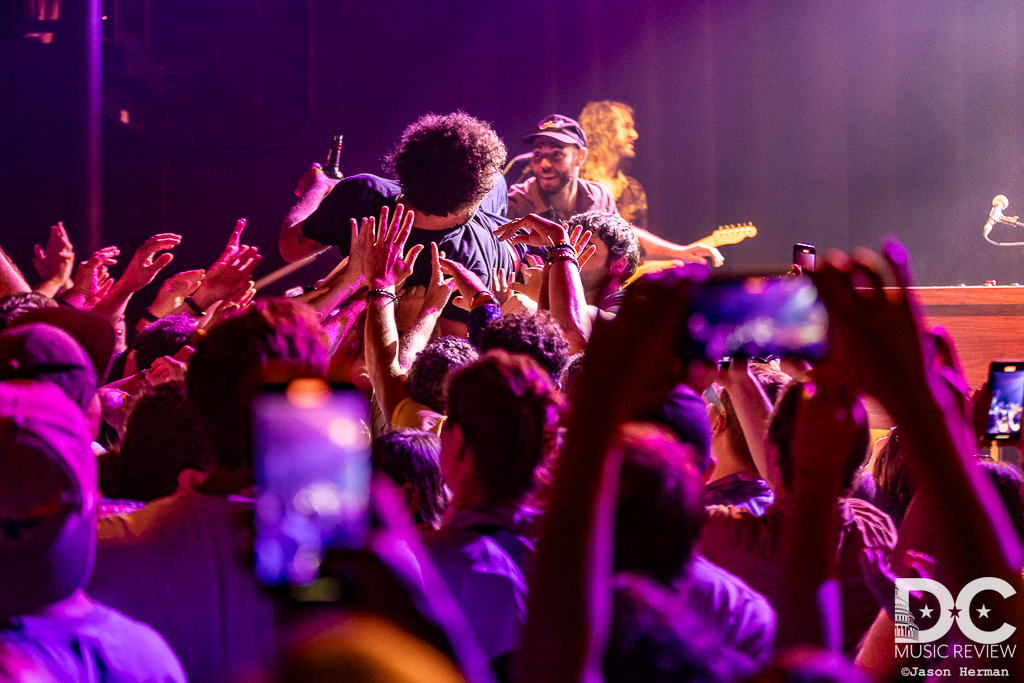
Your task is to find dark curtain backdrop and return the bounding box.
[4,0,1024,290]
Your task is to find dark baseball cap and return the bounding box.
[523,114,588,148]
[644,383,713,473]
[0,380,97,617]
[8,307,115,385]
[0,322,98,412]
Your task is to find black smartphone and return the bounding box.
[251,379,372,587]
[684,273,829,362]
[793,243,816,270]
[985,362,1024,441]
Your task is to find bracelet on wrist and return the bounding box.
[548,253,580,269]
[548,241,572,252]
[366,288,399,305]
[545,246,577,264]
[140,309,161,324]
[184,296,206,317]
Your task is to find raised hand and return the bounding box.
[190,245,261,311]
[360,204,423,290]
[212,218,248,267]
[293,163,341,199]
[809,241,928,412]
[117,233,181,294]
[424,243,455,310]
[438,254,489,310]
[491,266,513,306]
[61,246,119,309]
[32,221,75,295]
[492,213,570,247]
[567,224,597,267]
[511,254,545,303]
[149,269,205,317]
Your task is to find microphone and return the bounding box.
[986,195,1009,237]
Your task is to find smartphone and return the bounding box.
[793,243,816,270]
[684,273,829,362]
[985,362,1024,441]
[251,379,372,586]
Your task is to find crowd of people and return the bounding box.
[0,110,1022,683]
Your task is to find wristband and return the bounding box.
[548,253,580,269]
[548,241,572,252]
[184,296,206,317]
[367,288,399,305]
[140,309,161,324]
[471,290,492,303]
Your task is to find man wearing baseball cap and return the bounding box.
[507,115,724,268]
[507,115,617,224]
[0,380,186,681]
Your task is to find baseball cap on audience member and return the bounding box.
[0,381,98,617]
[522,114,588,148]
[644,383,714,473]
[0,323,98,412]
[8,307,116,384]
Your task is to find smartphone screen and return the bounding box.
[252,379,371,586]
[793,243,816,270]
[686,274,829,362]
[986,363,1024,441]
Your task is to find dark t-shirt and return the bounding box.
[301,174,518,322]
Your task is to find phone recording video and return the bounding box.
[251,379,371,587]
[793,243,816,270]
[986,362,1024,441]
[685,274,829,362]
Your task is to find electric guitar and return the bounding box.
[622,223,757,287]
[687,222,757,249]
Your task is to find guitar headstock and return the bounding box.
[707,223,757,247]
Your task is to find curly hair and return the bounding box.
[446,350,564,504]
[0,292,57,331]
[480,310,570,381]
[131,313,197,372]
[384,111,507,218]
[406,336,478,414]
[578,100,633,181]
[569,211,640,278]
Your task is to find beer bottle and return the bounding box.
[323,135,344,180]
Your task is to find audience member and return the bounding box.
[373,429,448,529]
[0,292,57,331]
[280,111,516,332]
[0,381,186,682]
[423,350,563,665]
[479,311,570,382]
[88,298,329,683]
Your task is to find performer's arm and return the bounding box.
[633,226,723,267]
[279,164,337,262]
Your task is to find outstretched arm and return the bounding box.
[634,226,724,267]
[518,268,697,683]
[280,163,337,262]
[360,206,425,422]
[0,244,31,297]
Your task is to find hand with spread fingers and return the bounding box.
[150,269,205,318]
[493,212,570,248]
[32,221,75,297]
[115,233,182,294]
[190,245,261,311]
[360,204,424,291]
